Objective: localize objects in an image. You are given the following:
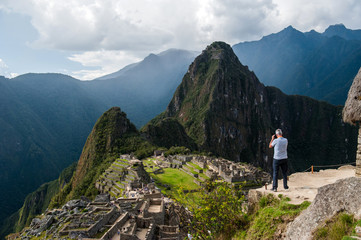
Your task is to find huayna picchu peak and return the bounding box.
[143,41,357,172]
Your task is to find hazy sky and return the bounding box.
[1,0,361,80]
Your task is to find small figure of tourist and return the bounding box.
[269,129,289,192]
[117,228,120,235]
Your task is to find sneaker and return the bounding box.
[271,188,277,192]
[284,186,290,191]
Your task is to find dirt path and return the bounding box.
[256,165,356,204]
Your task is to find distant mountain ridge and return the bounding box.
[96,49,198,81]
[85,48,198,127]
[233,24,361,105]
[323,23,361,40]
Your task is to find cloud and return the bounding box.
[5,0,360,53]
[0,0,279,52]
[0,58,17,78]
[68,50,142,80]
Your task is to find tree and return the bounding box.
[182,181,247,239]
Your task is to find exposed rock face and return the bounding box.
[144,41,357,172]
[286,177,361,240]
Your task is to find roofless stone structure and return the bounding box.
[343,67,361,176]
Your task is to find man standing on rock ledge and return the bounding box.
[269,129,289,192]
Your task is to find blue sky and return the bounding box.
[1,0,361,80]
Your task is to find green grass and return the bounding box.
[188,162,203,170]
[183,165,198,175]
[149,168,200,205]
[313,212,358,240]
[198,173,210,180]
[238,194,310,240]
[150,168,199,191]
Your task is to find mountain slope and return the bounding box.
[144,42,357,172]
[233,24,361,105]
[0,73,107,230]
[0,163,76,238]
[86,49,198,127]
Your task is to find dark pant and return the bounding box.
[272,158,288,189]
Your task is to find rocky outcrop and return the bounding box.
[286,177,361,240]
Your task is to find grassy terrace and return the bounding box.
[183,165,198,175]
[198,172,210,180]
[142,158,211,206]
[188,162,203,170]
[146,165,201,205]
[150,168,199,191]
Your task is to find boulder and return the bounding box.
[286,177,361,240]
[63,199,87,210]
[30,218,41,227]
[94,193,110,203]
[81,196,91,203]
[29,215,54,235]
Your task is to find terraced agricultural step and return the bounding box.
[111,186,120,194]
[115,182,125,189]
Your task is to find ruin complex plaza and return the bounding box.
[9,153,270,240]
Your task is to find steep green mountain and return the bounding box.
[49,107,155,208]
[0,49,196,231]
[232,24,361,105]
[144,42,357,172]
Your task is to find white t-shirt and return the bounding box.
[271,137,288,160]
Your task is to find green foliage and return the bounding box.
[243,194,310,240]
[141,117,197,150]
[259,194,278,208]
[184,181,247,239]
[164,146,191,157]
[313,212,356,240]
